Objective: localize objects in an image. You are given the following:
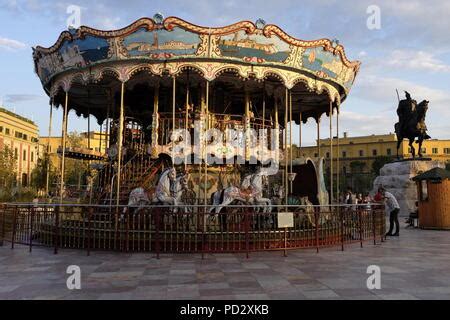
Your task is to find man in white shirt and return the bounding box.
[380,187,401,236]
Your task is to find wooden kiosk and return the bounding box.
[413,167,450,230]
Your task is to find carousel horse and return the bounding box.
[210,167,271,215]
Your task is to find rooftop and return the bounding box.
[412,167,450,182]
[0,106,36,126]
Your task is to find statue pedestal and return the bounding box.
[372,159,445,216]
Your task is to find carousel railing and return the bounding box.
[0,203,386,257]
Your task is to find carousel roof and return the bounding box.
[32,15,361,123]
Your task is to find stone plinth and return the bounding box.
[372,160,445,216]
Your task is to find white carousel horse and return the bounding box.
[151,167,178,208]
[210,167,271,214]
[125,168,192,215]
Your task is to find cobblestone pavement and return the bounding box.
[0,225,449,300]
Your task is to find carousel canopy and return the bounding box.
[33,15,360,124]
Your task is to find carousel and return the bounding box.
[4,14,385,255]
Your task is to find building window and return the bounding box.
[31,152,34,162]
[432,148,438,154]
[343,166,347,175]
[14,148,18,160]
[444,148,450,154]
[421,148,426,154]
[372,149,377,156]
[0,126,3,133]
[342,151,347,158]
[23,134,28,141]
[387,148,391,156]
[15,131,23,139]
[314,153,318,157]
[359,150,363,157]
[5,128,10,135]
[23,150,26,161]
[326,152,330,158]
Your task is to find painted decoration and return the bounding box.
[36,35,109,82]
[122,27,201,59]
[218,30,291,63]
[302,47,344,79]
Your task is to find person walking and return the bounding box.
[380,187,401,236]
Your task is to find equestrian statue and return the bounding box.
[395,91,431,158]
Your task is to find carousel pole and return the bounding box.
[46,100,53,197]
[316,117,321,158]
[289,90,293,193]
[116,82,125,207]
[262,84,266,164]
[336,104,340,203]
[329,101,334,204]
[172,76,176,168]
[106,98,110,151]
[204,81,210,206]
[151,84,160,158]
[60,91,69,203]
[284,88,288,204]
[299,112,302,156]
[185,72,190,170]
[245,90,250,162]
[274,99,279,165]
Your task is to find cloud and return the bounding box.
[3,94,44,103]
[384,50,450,73]
[0,36,26,50]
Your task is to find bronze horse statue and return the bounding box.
[394,92,431,158]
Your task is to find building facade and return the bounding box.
[0,106,41,186]
[39,131,108,166]
[292,132,450,194]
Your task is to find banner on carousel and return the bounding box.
[152,121,282,175]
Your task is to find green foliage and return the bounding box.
[372,156,393,176]
[350,161,366,173]
[64,132,89,187]
[0,146,17,191]
[31,151,57,191]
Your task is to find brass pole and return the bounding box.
[262,85,266,164]
[336,105,340,203]
[151,85,160,157]
[329,101,333,204]
[289,90,293,193]
[299,112,302,156]
[284,88,288,205]
[172,76,176,168]
[46,101,53,196]
[204,81,209,206]
[317,117,321,158]
[185,72,190,170]
[245,90,250,162]
[106,99,110,151]
[116,82,125,207]
[60,91,69,203]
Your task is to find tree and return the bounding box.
[372,156,393,176]
[350,161,366,173]
[31,151,57,191]
[0,146,17,189]
[64,132,89,187]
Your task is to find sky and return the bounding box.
[0,0,449,146]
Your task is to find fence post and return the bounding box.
[125,207,130,253]
[87,207,93,256]
[155,207,161,260]
[359,208,363,248]
[201,207,206,260]
[245,209,250,259]
[315,211,319,253]
[54,206,60,254]
[372,209,377,246]
[340,206,344,252]
[11,206,18,250]
[29,205,34,252]
[0,204,6,247]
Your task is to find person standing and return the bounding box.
[380,187,401,236]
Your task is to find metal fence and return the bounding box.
[0,203,386,257]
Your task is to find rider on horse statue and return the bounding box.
[395,91,431,158]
